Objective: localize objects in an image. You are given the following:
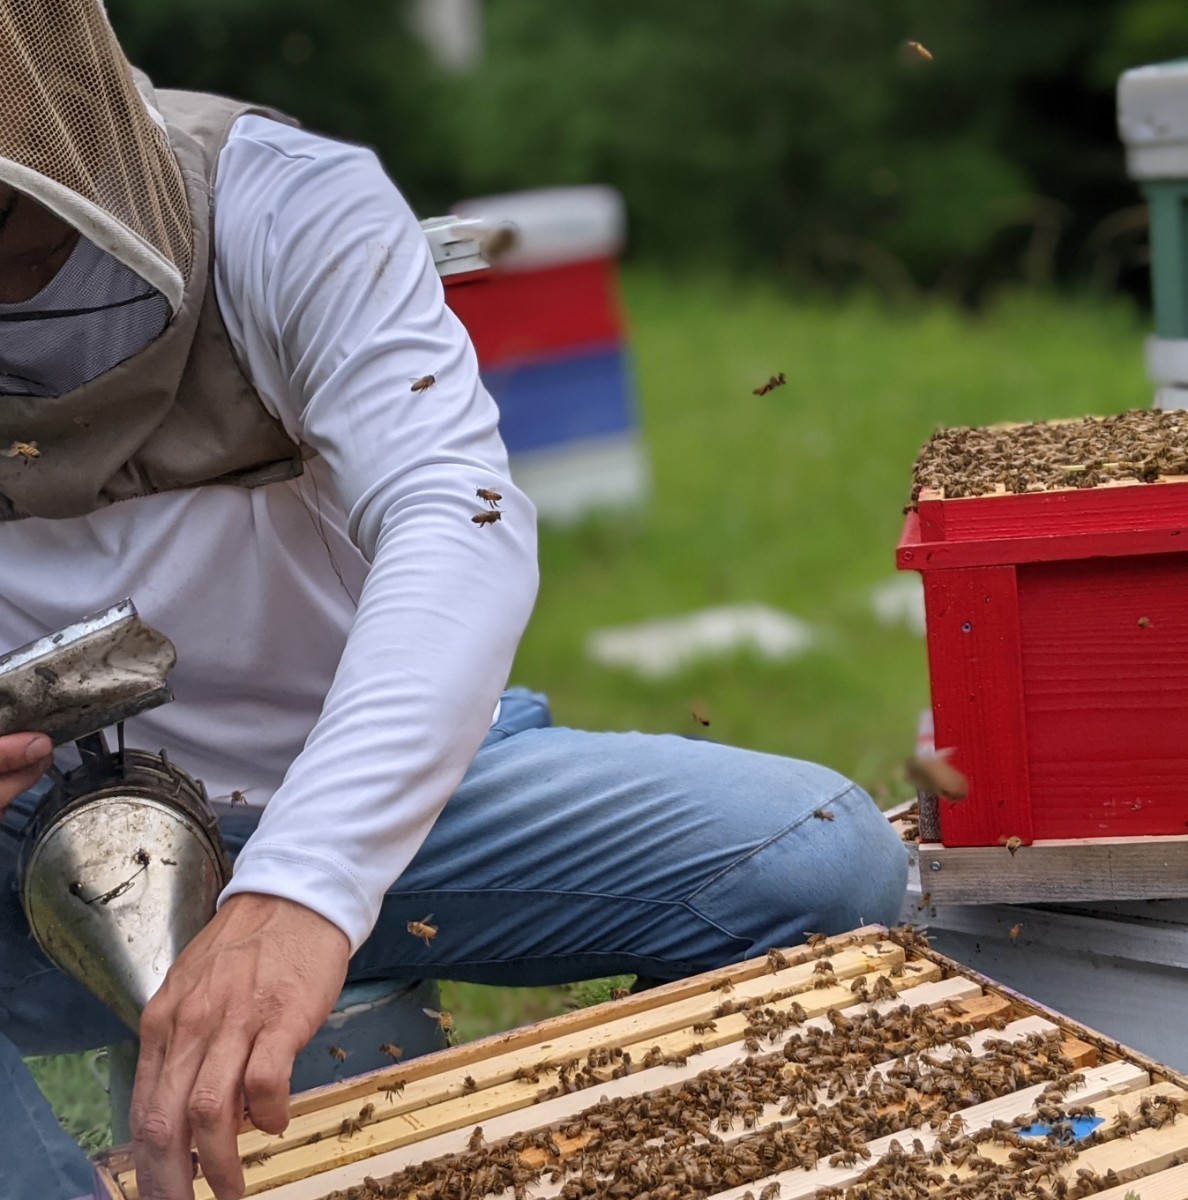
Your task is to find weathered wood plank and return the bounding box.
[919,836,1188,904]
[1090,1159,1188,1200]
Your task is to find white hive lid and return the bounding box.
[453,185,627,270]
[1118,60,1188,179]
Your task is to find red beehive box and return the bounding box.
[897,413,1188,854]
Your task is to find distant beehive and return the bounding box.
[440,186,649,523]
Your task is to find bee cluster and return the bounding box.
[909,407,1188,502]
[309,957,1138,1200]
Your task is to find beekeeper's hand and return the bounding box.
[0,732,52,813]
[130,892,349,1200]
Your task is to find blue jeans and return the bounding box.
[0,688,908,1199]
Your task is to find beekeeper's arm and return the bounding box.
[132,119,538,1200]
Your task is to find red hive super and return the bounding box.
[898,476,1188,848]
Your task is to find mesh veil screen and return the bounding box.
[0,0,193,309]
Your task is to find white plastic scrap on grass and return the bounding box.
[585,603,817,679]
[869,574,926,636]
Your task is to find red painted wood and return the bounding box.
[1016,555,1188,839]
[443,258,623,368]
[916,477,1188,543]
[897,523,1188,571]
[922,567,1034,847]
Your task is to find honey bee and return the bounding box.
[1138,616,1152,628]
[382,1080,405,1100]
[471,509,503,527]
[424,1006,454,1034]
[1004,835,1024,856]
[691,700,711,727]
[229,790,249,807]
[407,914,438,946]
[2,441,39,461]
[1008,922,1023,942]
[610,986,631,1000]
[339,1117,362,1139]
[478,225,519,263]
[917,891,932,909]
[379,1042,402,1061]
[906,39,934,61]
[241,1149,272,1167]
[358,1103,375,1122]
[812,809,835,821]
[468,1126,485,1151]
[475,487,503,507]
[410,374,437,393]
[692,1020,717,1034]
[807,931,827,948]
[462,1075,478,1094]
[904,751,969,801]
[328,1045,348,1063]
[759,1184,782,1199]
[752,372,787,396]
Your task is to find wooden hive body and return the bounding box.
[898,476,1188,853]
[95,926,1188,1200]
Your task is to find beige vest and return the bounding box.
[0,84,305,521]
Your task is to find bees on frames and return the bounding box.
[407,914,438,946]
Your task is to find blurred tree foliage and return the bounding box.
[106,0,1188,298]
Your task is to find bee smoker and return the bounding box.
[0,600,229,1033]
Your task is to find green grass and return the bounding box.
[514,274,1149,791]
[30,275,1151,1148]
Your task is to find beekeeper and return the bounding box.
[0,5,908,1199]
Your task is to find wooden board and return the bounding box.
[919,835,1188,903]
[93,926,1188,1200]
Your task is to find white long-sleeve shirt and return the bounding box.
[0,116,539,951]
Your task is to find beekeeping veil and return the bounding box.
[0,0,192,314]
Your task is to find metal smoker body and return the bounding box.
[0,600,229,1032]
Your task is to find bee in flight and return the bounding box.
[424,1007,455,1041]
[407,914,438,946]
[752,373,787,396]
[904,750,969,801]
